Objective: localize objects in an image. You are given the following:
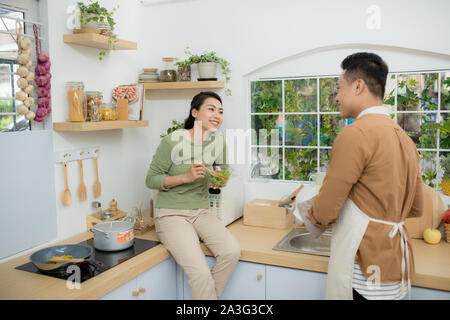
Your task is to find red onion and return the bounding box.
[35,65,46,76]
[35,108,46,118]
[35,75,48,86]
[36,87,48,97]
[45,106,51,114]
[42,60,51,71]
[44,81,51,91]
[38,51,49,63]
[38,97,50,108]
[44,72,52,81]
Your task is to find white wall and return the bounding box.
[4,0,450,261]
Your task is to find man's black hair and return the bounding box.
[341,52,389,99]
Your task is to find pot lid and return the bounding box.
[93,221,133,233]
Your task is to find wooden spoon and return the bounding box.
[62,162,72,206]
[78,159,87,202]
[47,257,85,264]
[93,157,101,198]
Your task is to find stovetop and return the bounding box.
[15,238,160,283]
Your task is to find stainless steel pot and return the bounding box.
[90,218,135,251]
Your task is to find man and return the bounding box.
[307,52,424,300]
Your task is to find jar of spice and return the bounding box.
[102,102,117,121]
[66,82,85,121]
[85,91,103,121]
[159,57,177,82]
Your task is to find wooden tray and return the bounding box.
[86,209,127,230]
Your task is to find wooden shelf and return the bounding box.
[53,120,148,132]
[139,81,224,90]
[63,33,137,50]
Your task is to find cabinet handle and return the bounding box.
[257,274,263,281]
[132,291,139,296]
[139,287,146,293]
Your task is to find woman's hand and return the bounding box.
[183,162,206,183]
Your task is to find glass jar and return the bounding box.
[102,102,117,121]
[85,91,103,122]
[66,82,85,121]
[159,57,177,82]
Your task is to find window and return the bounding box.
[250,70,450,189]
[0,7,29,132]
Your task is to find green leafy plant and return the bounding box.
[160,120,184,138]
[77,1,119,61]
[179,46,232,95]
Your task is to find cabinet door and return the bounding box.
[266,265,326,300]
[411,286,450,300]
[137,257,177,300]
[99,278,138,300]
[182,257,266,300]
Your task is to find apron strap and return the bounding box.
[368,217,411,299]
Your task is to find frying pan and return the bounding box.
[29,244,93,272]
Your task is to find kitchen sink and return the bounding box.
[272,228,332,256]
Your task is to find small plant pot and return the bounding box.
[177,66,191,81]
[197,62,217,79]
[76,14,100,34]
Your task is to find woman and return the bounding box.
[146,91,241,300]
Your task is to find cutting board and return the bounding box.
[405,183,443,239]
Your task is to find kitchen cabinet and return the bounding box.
[411,286,450,300]
[266,264,326,299]
[181,257,266,300]
[100,257,176,300]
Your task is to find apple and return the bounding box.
[443,209,450,224]
[423,228,442,244]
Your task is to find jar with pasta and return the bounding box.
[66,82,85,121]
[85,91,103,121]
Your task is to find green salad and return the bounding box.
[208,168,231,187]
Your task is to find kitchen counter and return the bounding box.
[0,218,449,299]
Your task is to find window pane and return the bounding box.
[251,147,282,180]
[0,9,24,60]
[285,79,317,112]
[319,148,331,169]
[285,114,317,146]
[320,114,345,147]
[251,80,282,113]
[439,112,449,150]
[397,113,438,149]
[383,74,396,106]
[419,151,438,188]
[285,148,317,181]
[441,72,450,111]
[439,152,449,191]
[251,114,282,146]
[319,78,339,112]
[397,73,438,111]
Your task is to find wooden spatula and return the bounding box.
[93,157,101,198]
[78,159,87,202]
[47,257,85,264]
[62,162,72,206]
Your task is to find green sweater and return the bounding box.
[146,129,228,209]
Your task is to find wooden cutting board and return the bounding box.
[405,183,442,239]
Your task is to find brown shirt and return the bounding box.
[309,114,424,283]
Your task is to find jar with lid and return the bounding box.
[102,102,117,121]
[84,91,103,121]
[159,57,177,82]
[66,82,85,121]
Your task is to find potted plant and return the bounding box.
[76,1,118,61]
[181,46,232,95]
[160,119,184,138]
[175,59,192,82]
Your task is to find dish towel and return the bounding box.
[295,196,326,238]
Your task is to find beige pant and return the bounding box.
[154,207,241,300]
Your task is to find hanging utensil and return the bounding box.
[93,156,101,198]
[78,159,87,202]
[62,162,71,206]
